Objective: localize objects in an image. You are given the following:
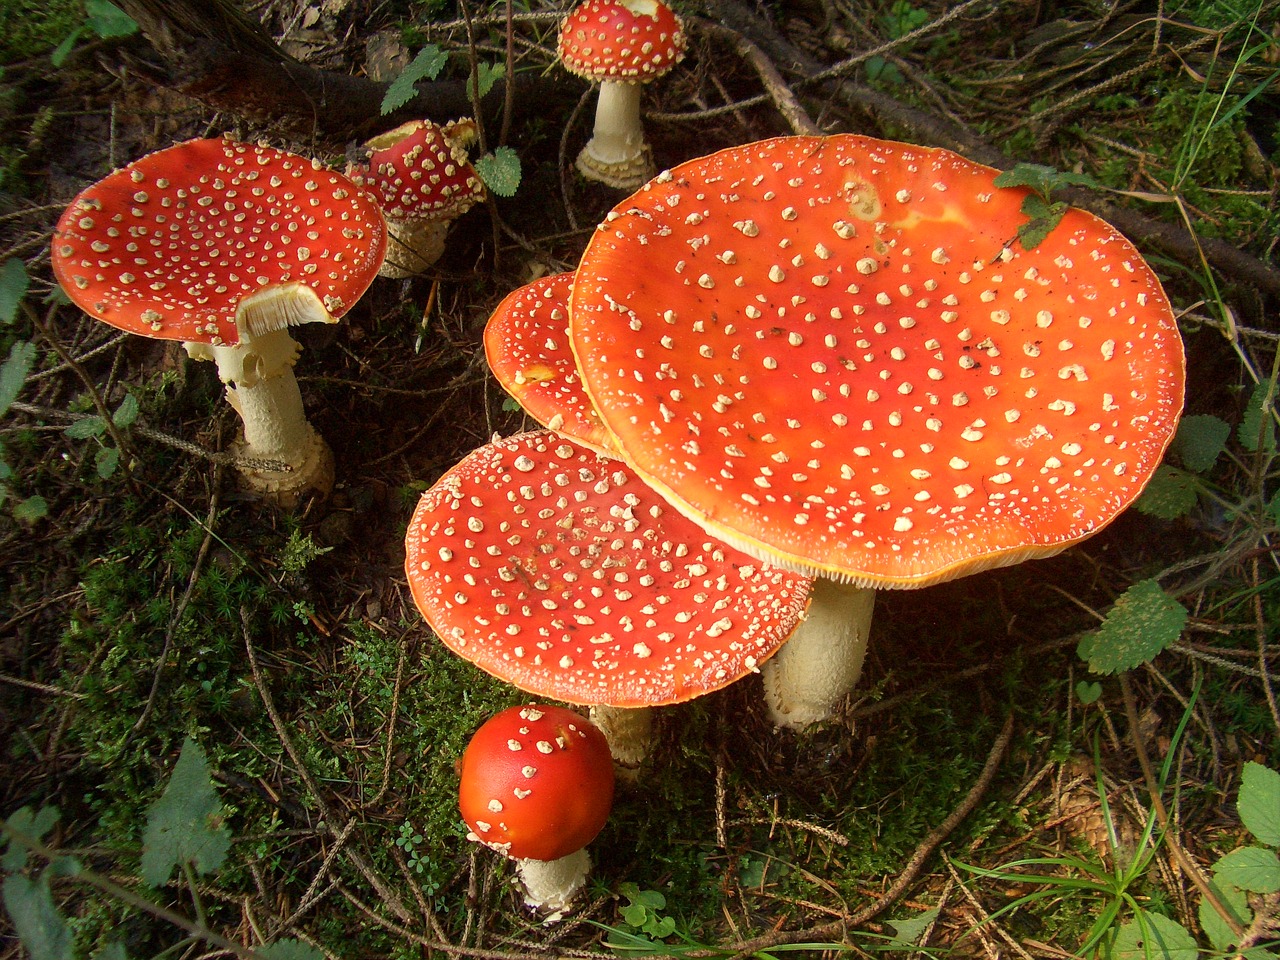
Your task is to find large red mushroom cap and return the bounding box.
[483,271,613,454]
[50,137,387,346]
[404,430,811,707]
[557,0,686,83]
[347,119,485,224]
[569,135,1186,587]
[459,704,614,863]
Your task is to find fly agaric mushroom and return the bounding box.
[346,118,486,279]
[483,270,614,454]
[50,137,386,505]
[557,0,686,190]
[460,704,614,913]
[404,429,811,766]
[568,134,1186,727]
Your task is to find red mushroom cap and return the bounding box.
[50,137,387,346]
[404,430,811,707]
[347,119,485,223]
[568,135,1186,587]
[557,0,686,83]
[483,271,614,454]
[459,704,614,862]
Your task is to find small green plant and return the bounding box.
[0,257,46,522]
[394,821,442,895]
[49,0,137,67]
[865,2,930,85]
[992,162,1101,250]
[2,738,322,960]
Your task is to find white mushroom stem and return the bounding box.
[517,848,592,913]
[589,704,654,775]
[577,81,653,189]
[760,579,876,729]
[184,324,333,504]
[380,219,451,280]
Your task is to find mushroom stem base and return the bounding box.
[761,580,875,729]
[517,848,591,914]
[576,81,653,190]
[588,704,653,776]
[379,219,450,279]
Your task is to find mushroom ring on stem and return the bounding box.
[568,134,1186,727]
[50,137,387,505]
[403,429,812,766]
[459,704,614,914]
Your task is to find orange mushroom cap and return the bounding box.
[347,119,485,223]
[50,137,387,346]
[459,704,614,863]
[557,0,686,83]
[569,135,1186,587]
[403,430,811,707]
[483,271,614,454]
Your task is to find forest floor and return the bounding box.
[1,0,1278,958]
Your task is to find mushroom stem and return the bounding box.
[185,328,334,504]
[760,579,876,729]
[577,81,653,189]
[516,848,592,913]
[380,219,450,279]
[589,704,654,775]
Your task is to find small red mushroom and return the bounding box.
[50,137,387,504]
[557,0,686,190]
[459,704,614,913]
[568,134,1186,726]
[347,118,485,278]
[483,270,614,454]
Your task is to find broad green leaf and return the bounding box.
[1017,195,1067,251]
[256,940,324,960]
[474,146,521,198]
[1239,762,1280,846]
[1075,680,1102,704]
[112,393,138,428]
[1238,380,1276,454]
[139,737,231,887]
[1077,580,1188,674]
[994,162,1098,196]
[0,341,37,416]
[1174,414,1231,473]
[0,258,29,325]
[84,0,139,39]
[474,61,504,98]
[2,806,61,871]
[887,907,939,945]
[1133,464,1198,520]
[2,873,73,960]
[64,415,106,440]
[1198,878,1251,951]
[1111,910,1198,960]
[621,903,649,926]
[1214,845,1280,893]
[12,496,48,524]
[95,446,119,479]
[381,45,449,115]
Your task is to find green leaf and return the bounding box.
[139,737,231,887]
[0,341,37,416]
[49,27,85,68]
[473,61,504,98]
[256,940,325,960]
[95,446,119,479]
[1238,380,1276,454]
[474,146,521,198]
[1075,680,1102,704]
[381,45,449,115]
[1198,878,1251,951]
[84,0,138,39]
[0,258,29,325]
[1238,762,1280,846]
[887,907,940,945]
[12,496,48,524]
[2,806,60,872]
[621,903,649,926]
[1214,846,1280,893]
[1133,464,1198,520]
[93,942,129,960]
[112,393,138,428]
[1111,910,1198,960]
[1077,580,1188,674]
[1016,194,1067,250]
[994,161,1098,196]
[64,415,106,440]
[1173,414,1231,473]
[2,873,73,960]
